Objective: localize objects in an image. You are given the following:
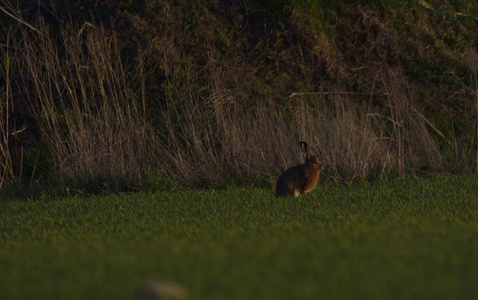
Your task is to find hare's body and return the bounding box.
[276,142,325,197]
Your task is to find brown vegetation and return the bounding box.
[1,1,477,192]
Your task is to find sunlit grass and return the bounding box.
[1,175,478,299]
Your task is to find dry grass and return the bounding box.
[0,31,16,187]
[1,2,477,192]
[1,20,156,191]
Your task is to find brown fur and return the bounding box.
[276,142,325,197]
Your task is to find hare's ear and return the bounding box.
[300,141,310,160]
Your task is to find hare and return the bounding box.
[276,141,325,197]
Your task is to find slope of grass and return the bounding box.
[2,1,478,191]
[1,175,478,299]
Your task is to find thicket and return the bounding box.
[1,0,477,193]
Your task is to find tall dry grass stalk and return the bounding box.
[474,67,478,174]
[0,30,16,188]
[381,67,445,174]
[11,21,155,191]
[464,46,478,173]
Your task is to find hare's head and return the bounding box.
[300,141,325,170]
[306,156,325,170]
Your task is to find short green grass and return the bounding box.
[1,175,478,300]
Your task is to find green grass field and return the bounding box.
[1,175,478,300]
